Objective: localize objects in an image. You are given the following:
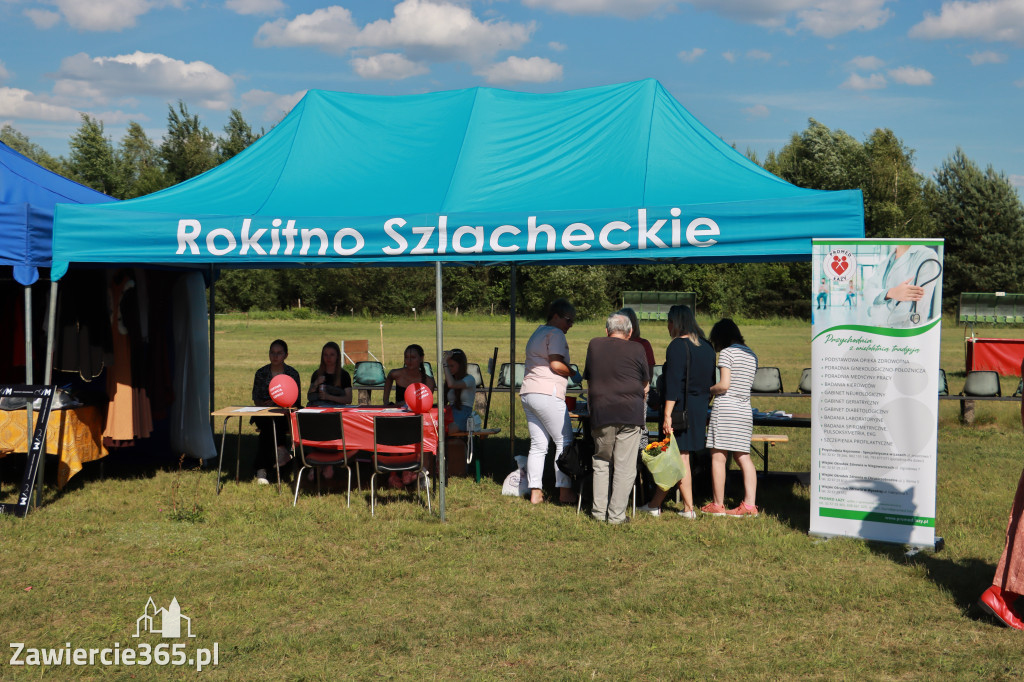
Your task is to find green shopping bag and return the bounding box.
[641,433,686,491]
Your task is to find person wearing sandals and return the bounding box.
[704,319,759,517]
[584,311,650,524]
[306,341,352,480]
[521,298,579,505]
[383,344,436,407]
[251,339,301,485]
[637,305,715,518]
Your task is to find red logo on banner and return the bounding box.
[831,255,849,276]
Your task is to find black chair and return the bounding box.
[290,410,353,507]
[370,414,431,516]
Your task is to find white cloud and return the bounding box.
[475,56,563,84]
[747,49,772,60]
[350,53,429,80]
[0,61,9,83]
[241,88,306,122]
[744,103,770,117]
[888,66,933,85]
[53,51,234,110]
[256,1,534,62]
[548,41,567,51]
[53,0,187,32]
[793,0,892,37]
[677,47,705,63]
[910,0,1024,44]
[0,87,82,121]
[968,50,1007,65]
[521,0,675,18]
[722,51,736,63]
[225,0,285,15]
[23,8,61,29]
[841,72,886,89]
[848,55,884,70]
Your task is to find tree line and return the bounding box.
[4,106,1022,320]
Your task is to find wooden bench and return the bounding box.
[749,434,789,473]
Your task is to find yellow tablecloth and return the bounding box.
[0,406,108,488]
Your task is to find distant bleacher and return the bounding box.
[621,291,697,320]
[960,292,1024,327]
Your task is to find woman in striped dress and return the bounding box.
[703,319,759,517]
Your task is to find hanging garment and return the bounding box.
[102,271,153,442]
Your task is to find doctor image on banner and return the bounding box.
[862,244,943,328]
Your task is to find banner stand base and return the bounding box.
[809,533,944,554]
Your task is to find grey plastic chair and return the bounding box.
[798,368,812,394]
[961,370,1001,397]
[751,367,783,394]
[353,361,386,386]
[498,362,525,389]
[939,369,949,396]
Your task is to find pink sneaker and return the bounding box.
[700,502,726,516]
[726,502,759,517]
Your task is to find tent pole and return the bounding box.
[44,279,58,384]
[509,264,516,465]
[435,261,446,521]
[209,265,216,432]
[24,285,33,385]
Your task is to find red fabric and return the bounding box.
[968,338,1024,377]
[290,407,439,454]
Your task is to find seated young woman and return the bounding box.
[305,341,352,480]
[251,339,301,485]
[383,344,436,407]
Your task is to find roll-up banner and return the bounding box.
[810,238,944,548]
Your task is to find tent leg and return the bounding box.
[44,280,58,384]
[435,261,446,522]
[24,286,32,385]
[209,265,216,428]
[509,264,516,466]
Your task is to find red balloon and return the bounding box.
[404,382,433,414]
[269,374,298,408]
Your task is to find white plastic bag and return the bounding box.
[501,467,529,497]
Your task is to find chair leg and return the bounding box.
[370,472,378,516]
[345,464,352,508]
[422,471,432,513]
[293,465,307,506]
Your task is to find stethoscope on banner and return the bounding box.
[905,257,943,325]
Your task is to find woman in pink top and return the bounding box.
[520,298,577,505]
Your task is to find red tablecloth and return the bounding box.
[967,338,1024,377]
[291,407,439,453]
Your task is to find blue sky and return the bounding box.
[0,0,1022,190]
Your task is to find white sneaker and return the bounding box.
[637,504,661,517]
[255,469,270,485]
[677,509,697,519]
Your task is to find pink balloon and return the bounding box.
[269,374,298,408]
[404,382,433,414]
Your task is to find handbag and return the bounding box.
[641,433,686,491]
[556,436,593,481]
[667,340,691,432]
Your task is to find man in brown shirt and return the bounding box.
[584,311,650,524]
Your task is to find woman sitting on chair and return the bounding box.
[306,341,352,481]
[441,349,477,479]
[251,339,301,485]
[383,344,436,407]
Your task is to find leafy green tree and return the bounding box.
[216,269,280,312]
[218,109,260,163]
[862,129,934,238]
[160,101,217,184]
[0,124,66,174]
[764,118,866,192]
[929,148,1024,300]
[518,264,612,320]
[66,114,118,195]
[117,122,170,199]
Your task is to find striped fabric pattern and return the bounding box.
[707,344,758,452]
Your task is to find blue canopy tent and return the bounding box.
[51,79,865,518]
[0,140,115,384]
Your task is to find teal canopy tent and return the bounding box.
[51,79,862,274]
[50,80,865,519]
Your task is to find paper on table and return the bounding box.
[232,406,265,413]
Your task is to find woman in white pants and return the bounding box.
[520,298,577,505]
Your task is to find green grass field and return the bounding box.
[2,313,1024,679]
